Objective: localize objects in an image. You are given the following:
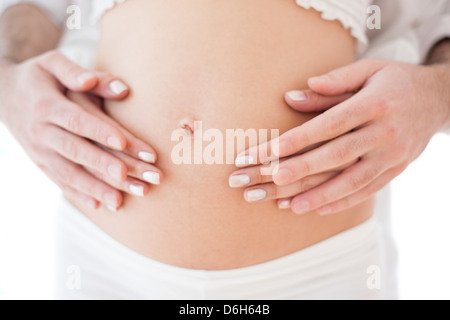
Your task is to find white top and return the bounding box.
[89,0,371,53]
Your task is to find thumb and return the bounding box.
[307,59,386,96]
[37,50,98,91]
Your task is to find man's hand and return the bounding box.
[230,58,450,215]
[0,51,162,212]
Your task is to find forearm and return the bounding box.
[425,38,450,129]
[0,4,61,65]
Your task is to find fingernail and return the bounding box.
[143,171,160,185]
[229,175,251,188]
[109,80,128,95]
[130,184,144,197]
[245,189,267,202]
[235,155,255,167]
[318,206,333,216]
[77,72,95,85]
[106,205,117,213]
[278,199,291,209]
[108,164,123,181]
[104,193,118,208]
[293,200,310,215]
[310,75,330,83]
[138,152,156,163]
[286,90,308,102]
[273,168,293,185]
[107,136,123,150]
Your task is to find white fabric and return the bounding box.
[89,0,371,53]
[295,0,371,53]
[365,0,450,63]
[55,197,391,300]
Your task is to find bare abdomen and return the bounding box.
[69,0,374,270]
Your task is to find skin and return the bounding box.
[231,39,450,215]
[0,4,163,211]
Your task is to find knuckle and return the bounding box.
[65,112,81,133]
[61,164,78,185]
[94,154,109,172]
[33,97,53,119]
[331,146,348,163]
[323,115,342,136]
[62,139,78,160]
[298,159,311,176]
[382,124,400,140]
[282,135,298,155]
[372,96,390,118]
[299,178,315,193]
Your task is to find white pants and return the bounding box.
[54,198,395,300]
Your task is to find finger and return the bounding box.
[44,125,127,182]
[37,50,98,91]
[69,92,158,163]
[307,59,386,96]
[237,93,377,166]
[62,186,100,210]
[108,149,163,185]
[277,198,293,210]
[85,166,150,197]
[290,158,386,215]
[49,153,123,211]
[243,172,338,203]
[47,97,127,151]
[316,165,407,215]
[230,155,356,188]
[272,126,387,186]
[121,132,158,164]
[229,163,281,188]
[285,89,354,112]
[89,71,130,100]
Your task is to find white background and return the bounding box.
[0,124,449,300]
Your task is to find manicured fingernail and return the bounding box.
[109,80,128,95]
[143,172,160,185]
[245,189,267,202]
[293,200,310,215]
[273,168,293,185]
[130,184,144,197]
[310,75,330,83]
[229,175,251,188]
[106,205,117,213]
[77,72,95,85]
[107,136,123,150]
[235,155,255,167]
[286,90,308,102]
[138,152,156,163]
[278,199,291,209]
[104,193,118,208]
[108,164,123,181]
[318,206,333,216]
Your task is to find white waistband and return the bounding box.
[57,196,378,280]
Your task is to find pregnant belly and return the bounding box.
[71,0,375,270]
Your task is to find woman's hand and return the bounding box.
[231,59,450,215]
[0,50,162,212]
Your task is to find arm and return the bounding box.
[0,4,162,211]
[426,38,450,130]
[0,4,61,64]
